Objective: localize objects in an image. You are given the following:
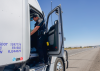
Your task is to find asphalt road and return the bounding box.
[67,47,100,71]
[67,48,93,56]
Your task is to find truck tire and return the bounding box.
[54,58,64,71]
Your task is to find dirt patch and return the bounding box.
[89,48,100,71]
[64,47,92,50]
[64,48,84,50]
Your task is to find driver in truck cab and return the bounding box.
[30,13,48,65]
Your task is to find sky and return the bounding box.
[37,0,100,47]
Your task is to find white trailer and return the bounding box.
[0,0,68,71]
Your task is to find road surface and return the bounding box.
[67,47,100,71]
[67,48,93,56]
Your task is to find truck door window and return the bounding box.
[48,12,58,30]
[46,11,60,51]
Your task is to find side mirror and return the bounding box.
[55,9,59,15]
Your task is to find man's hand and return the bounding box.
[30,26,40,36]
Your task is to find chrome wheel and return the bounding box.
[56,62,63,71]
[55,58,64,71]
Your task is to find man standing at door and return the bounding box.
[31,13,48,65]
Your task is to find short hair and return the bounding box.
[33,13,40,18]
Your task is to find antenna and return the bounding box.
[51,1,53,25]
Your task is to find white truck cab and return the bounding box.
[0,0,68,71]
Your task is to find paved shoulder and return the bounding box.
[89,48,100,71]
[67,48,99,71]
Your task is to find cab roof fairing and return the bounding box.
[28,0,42,14]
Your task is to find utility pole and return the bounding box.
[51,1,53,25]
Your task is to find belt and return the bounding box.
[38,30,46,36]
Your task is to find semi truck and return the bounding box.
[0,0,68,71]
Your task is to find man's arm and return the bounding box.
[30,26,40,36]
[31,18,44,36]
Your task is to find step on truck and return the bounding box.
[0,0,68,71]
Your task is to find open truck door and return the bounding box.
[46,5,64,56]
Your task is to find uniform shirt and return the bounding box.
[34,18,45,37]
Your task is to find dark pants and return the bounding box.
[31,34,48,63]
[31,35,37,48]
[0,67,4,71]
